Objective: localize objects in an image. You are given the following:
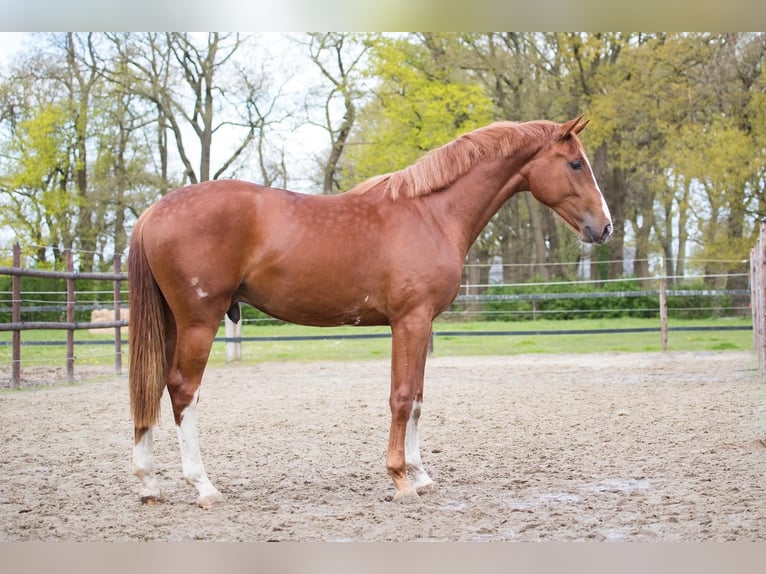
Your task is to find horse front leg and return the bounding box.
[405,387,435,495]
[387,314,433,501]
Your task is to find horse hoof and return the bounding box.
[140,495,163,506]
[415,481,435,496]
[197,491,224,509]
[392,486,419,503]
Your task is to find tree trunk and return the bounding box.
[464,242,490,318]
[66,33,97,271]
[524,193,549,280]
[592,143,626,279]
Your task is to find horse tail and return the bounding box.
[128,218,167,429]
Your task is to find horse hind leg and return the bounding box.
[133,427,162,504]
[167,322,223,508]
[174,387,223,508]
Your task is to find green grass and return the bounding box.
[0,316,754,369]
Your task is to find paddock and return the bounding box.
[0,351,763,541]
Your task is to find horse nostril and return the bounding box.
[585,223,612,244]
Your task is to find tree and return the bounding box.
[0,34,111,269]
[549,32,637,281]
[301,32,372,194]
[2,31,763,285]
[90,50,163,259]
[665,33,765,295]
[339,35,494,182]
[461,32,586,281]
[110,33,288,187]
[0,101,75,265]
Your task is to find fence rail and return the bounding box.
[454,289,749,302]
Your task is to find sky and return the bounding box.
[0,33,26,63]
[0,32,335,193]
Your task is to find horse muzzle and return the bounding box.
[582,222,613,245]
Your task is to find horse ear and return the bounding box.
[573,117,590,135]
[558,114,588,139]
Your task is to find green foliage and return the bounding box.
[339,35,495,185]
[670,113,762,264]
[479,279,652,321]
[3,104,70,189]
[0,103,79,251]
[477,278,731,322]
[665,281,733,319]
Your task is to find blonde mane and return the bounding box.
[346,120,559,200]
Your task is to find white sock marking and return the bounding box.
[177,389,221,502]
[405,400,433,490]
[133,428,161,499]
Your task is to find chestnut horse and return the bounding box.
[129,115,612,508]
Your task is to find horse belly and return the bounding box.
[241,268,390,328]
[253,292,390,328]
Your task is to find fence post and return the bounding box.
[751,237,757,353]
[66,250,75,384]
[760,224,765,376]
[113,254,122,375]
[659,276,668,351]
[11,243,21,389]
[225,309,242,363]
[752,221,766,377]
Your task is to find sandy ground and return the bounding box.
[0,351,764,541]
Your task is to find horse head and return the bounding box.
[523,115,613,245]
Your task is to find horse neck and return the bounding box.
[425,152,533,256]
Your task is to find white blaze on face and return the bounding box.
[583,154,612,223]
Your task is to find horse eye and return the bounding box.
[568,160,583,171]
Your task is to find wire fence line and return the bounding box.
[0,240,758,388]
[458,273,750,290]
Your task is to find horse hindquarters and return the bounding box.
[129,223,224,507]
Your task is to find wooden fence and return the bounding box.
[751,221,766,378]
[1,244,128,388]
